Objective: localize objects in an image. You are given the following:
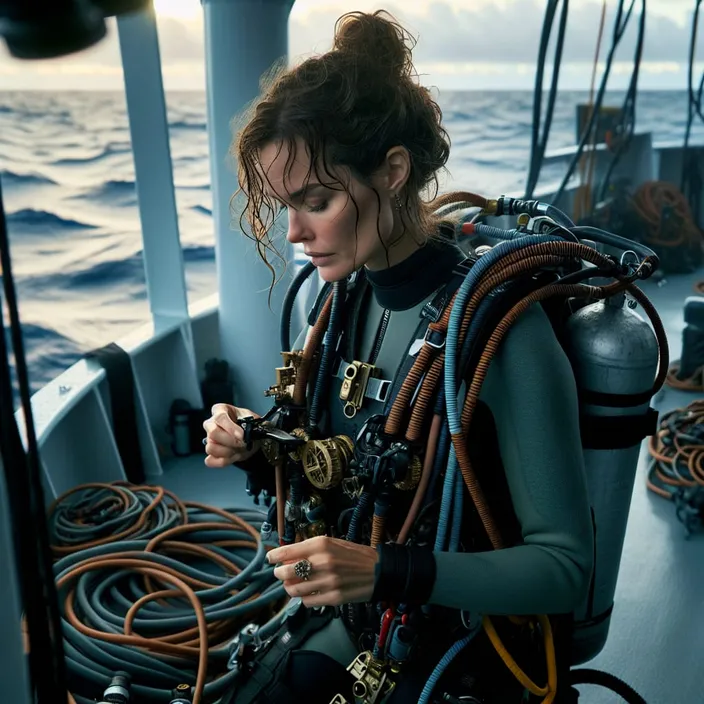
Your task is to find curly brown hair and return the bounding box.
[232,10,464,293]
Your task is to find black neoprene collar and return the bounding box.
[364,236,466,311]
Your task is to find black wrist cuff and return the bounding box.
[371,544,437,605]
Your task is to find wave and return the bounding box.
[183,244,214,262]
[7,323,83,399]
[75,179,137,206]
[24,245,213,292]
[7,209,98,230]
[51,142,132,166]
[177,182,210,191]
[0,169,56,187]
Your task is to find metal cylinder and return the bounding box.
[562,292,659,665]
[98,671,131,703]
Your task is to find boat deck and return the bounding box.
[156,267,704,704]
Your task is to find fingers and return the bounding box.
[203,406,246,448]
[209,403,242,436]
[203,424,238,449]
[267,535,327,565]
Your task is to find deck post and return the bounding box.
[202,0,296,412]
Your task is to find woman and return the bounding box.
[203,10,594,704]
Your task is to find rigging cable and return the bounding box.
[595,0,647,206]
[573,0,608,223]
[681,0,704,226]
[550,0,647,208]
[525,0,570,200]
[0,178,69,700]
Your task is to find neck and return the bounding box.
[364,226,426,272]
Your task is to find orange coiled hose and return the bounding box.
[50,483,281,704]
[48,483,186,556]
[631,181,702,249]
[665,361,704,392]
[58,560,209,704]
[646,399,704,499]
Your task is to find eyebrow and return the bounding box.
[286,183,327,202]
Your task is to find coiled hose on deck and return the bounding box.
[47,483,286,704]
[647,399,704,536]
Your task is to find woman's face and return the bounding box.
[258,138,417,282]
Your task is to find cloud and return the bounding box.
[0,0,699,90]
[289,0,697,65]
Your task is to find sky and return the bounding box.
[0,0,701,91]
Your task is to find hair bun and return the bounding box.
[333,10,415,78]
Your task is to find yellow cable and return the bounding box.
[482,614,557,703]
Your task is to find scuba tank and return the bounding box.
[561,289,660,665]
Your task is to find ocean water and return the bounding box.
[1,89,703,399]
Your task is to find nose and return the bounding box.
[285,209,311,245]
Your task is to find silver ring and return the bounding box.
[293,559,312,581]
[202,438,208,446]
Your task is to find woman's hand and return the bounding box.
[267,535,379,607]
[202,403,261,467]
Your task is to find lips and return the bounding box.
[308,252,334,266]
[305,252,333,258]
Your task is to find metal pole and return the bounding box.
[202,0,295,412]
[116,5,191,324]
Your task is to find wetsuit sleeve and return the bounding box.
[428,303,595,614]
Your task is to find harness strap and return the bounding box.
[382,257,475,415]
[580,407,659,449]
[223,608,335,704]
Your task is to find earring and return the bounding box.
[394,194,402,211]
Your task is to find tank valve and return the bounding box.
[169,684,194,703]
[98,671,131,703]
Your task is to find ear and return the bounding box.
[381,146,411,196]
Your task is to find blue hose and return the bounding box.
[433,442,457,552]
[416,630,479,704]
[449,463,464,553]
[444,235,563,434]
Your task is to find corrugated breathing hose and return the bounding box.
[48,482,287,704]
